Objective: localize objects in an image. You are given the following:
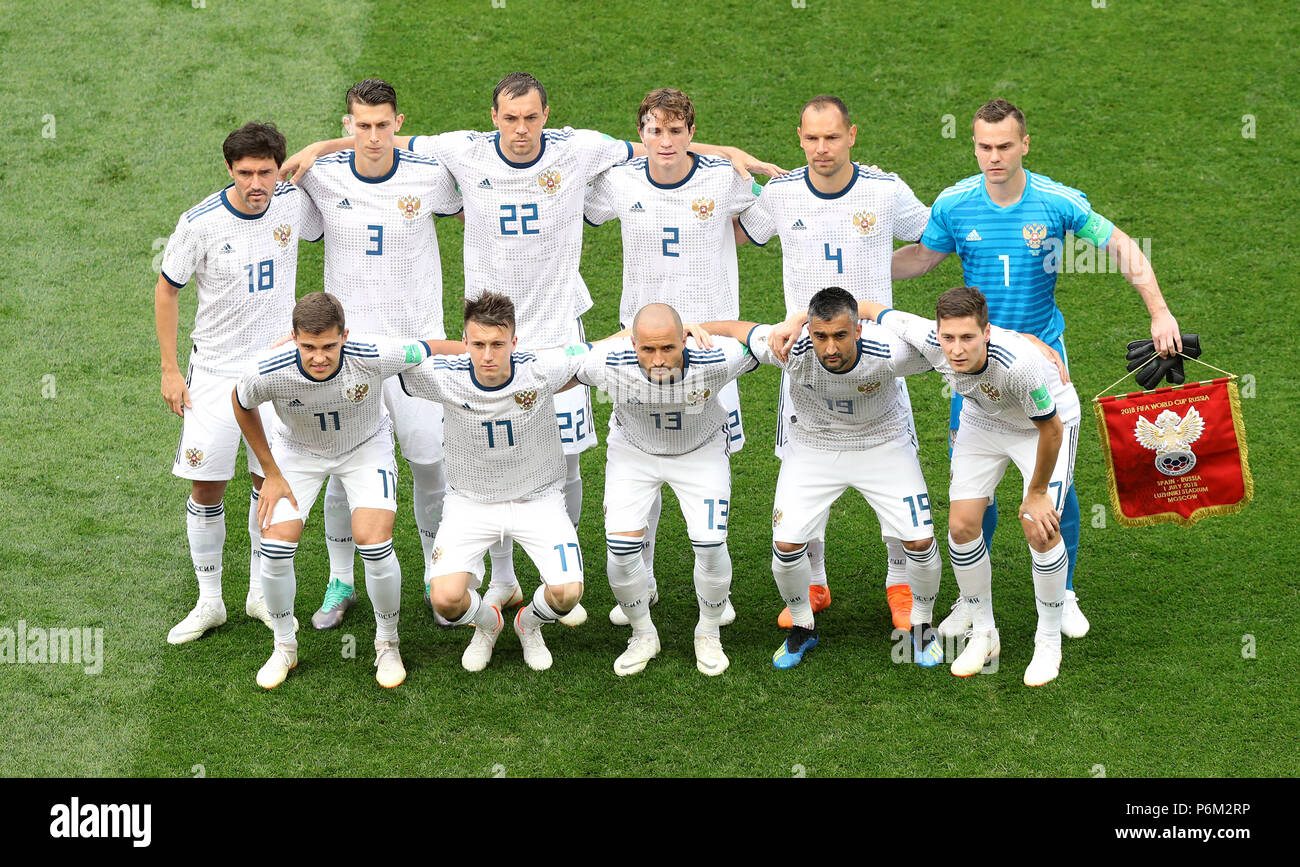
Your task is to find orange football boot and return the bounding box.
[886,584,913,630]
[777,584,832,628]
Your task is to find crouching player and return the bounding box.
[852,287,1079,686]
[233,292,462,689]
[398,293,592,672]
[575,303,758,677]
[704,287,942,670]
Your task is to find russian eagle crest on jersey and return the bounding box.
[737,163,929,315]
[410,128,632,349]
[295,149,461,341]
[397,346,590,502]
[235,335,431,459]
[160,181,324,377]
[584,155,759,325]
[748,323,931,451]
[877,309,1080,433]
[920,170,1113,344]
[576,337,758,456]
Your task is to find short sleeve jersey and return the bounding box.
[749,322,932,451]
[297,148,462,339]
[919,170,1112,345]
[737,164,930,316]
[877,309,1081,433]
[236,335,431,458]
[410,128,632,349]
[161,182,324,377]
[584,155,759,325]
[399,346,589,502]
[577,337,758,456]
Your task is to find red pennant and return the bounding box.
[1093,378,1253,527]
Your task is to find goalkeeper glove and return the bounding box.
[1125,334,1201,389]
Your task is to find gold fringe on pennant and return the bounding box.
[1092,379,1253,528]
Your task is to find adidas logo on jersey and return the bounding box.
[791,219,807,230]
[288,398,304,407]
[966,228,982,241]
[219,243,235,254]
[630,202,645,212]
[478,178,492,188]
[337,199,352,209]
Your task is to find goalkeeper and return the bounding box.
[890,99,1182,641]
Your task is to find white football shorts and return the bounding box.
[266,425,399,525]
[171,363,275,481]
[772,435,936,544]
[603,428,733,545]
[427,491,585,587]
[949,419,1079,506]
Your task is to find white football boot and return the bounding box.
[167,599,227,645]
[374,640,406,688]
[256,642,298,689]
[1061,589,1091,638]
[694,634,730,676]
[950,628,1000,677]
[461,606,504,672]
[614,630,661,676]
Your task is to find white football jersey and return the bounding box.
[878,309,1081,432]
[410,128,632,348]
[235,335,431,459]
[577,337,758,456]
[749,323,931,451]
[161,182,324,377]
[398,346,589,502]
[297,148,462,339]
[737,163,929,315]
[584,154,759,325]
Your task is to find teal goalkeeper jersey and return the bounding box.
[919,169,1114,345]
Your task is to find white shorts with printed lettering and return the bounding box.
[171,363,275,481]
[949,419,1079,506]
[772,435,935,544]
[603,428,733,545]
[428,491,584,588]
[775,373,915,460]
[383,375,444,465]
[267,426,399,526]
[522,318,596,456]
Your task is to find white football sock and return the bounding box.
[409,460,445,586]
[247,490,262,597]
[563,453,583,526]
[904,539,942,625]
[948,533,994,632]
[259,539,298,645]
[1031,541,1068,643]
[772,543,814,629]
[358,539,401,643]
[450,588,500,630]
[642,491,661,594]
[187,498,225,602]
[517,584,561,631]
[692,542,731,638]
[884,537,908,588]
[487,536,517,591]
[607,536,653,632]
[806,538,827,587]
[323,476,355,588]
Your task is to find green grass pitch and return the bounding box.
[1,0,1296,777]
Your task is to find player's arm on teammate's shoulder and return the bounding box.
[280,136,352,183]
[1020,334,1070,384]
[698,321,760,344]
[891,243,949,279]
[1021,413,1064,546]
[230,386,295,530]
[628,140,785,180]
[597,323,714,347]
[154,273,190,417]
[420,338,468,356]
[1099,224,1181,357]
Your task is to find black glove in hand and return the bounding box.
[1124,334,1201,389]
